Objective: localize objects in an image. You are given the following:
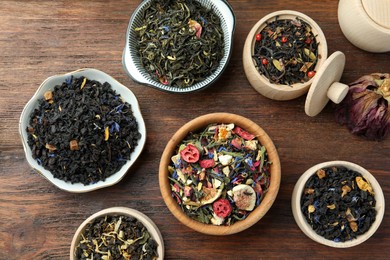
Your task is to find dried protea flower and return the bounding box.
[335,73,390,141]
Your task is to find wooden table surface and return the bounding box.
[1,0,389,259]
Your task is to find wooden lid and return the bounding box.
[362,0,390,29]
[305,52,347,117]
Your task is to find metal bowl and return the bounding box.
[122,0,235,93]
[19,68,146,193]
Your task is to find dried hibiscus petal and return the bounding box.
[335,73,390,141]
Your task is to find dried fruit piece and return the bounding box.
[213,199,233,218]
[180,144,200,163]
[232,184,256,211]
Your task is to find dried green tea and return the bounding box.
[26,76,141,185]
[253,17,320,85]
[301,166,377,242]
[135,0,224,88]
[168,123,272,226]
[75,215,159,259]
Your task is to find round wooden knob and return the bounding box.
[305,51,348,117]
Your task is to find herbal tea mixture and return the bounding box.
[253,17,319,85]
[301,166,377,242]
[168,123,272,226]
[75,215,159,259]
[135,0,224,88]
[26,76,141,185]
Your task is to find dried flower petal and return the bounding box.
[335,73,390,140]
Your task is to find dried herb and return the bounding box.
[334,73,390,141]
[26,76,141,185]
[168,123,272,226]
[75,215,159,259]
[301,166,377,242]
[253,17,319,85]
[135,0,224,88]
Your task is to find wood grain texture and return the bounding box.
[0,0,389,259]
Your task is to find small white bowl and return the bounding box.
[292,161,385,248]
[122,0,235,93]
[70,207,164,260]
[19,68,146,193]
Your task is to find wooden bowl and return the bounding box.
[70,207,164,259]
[243,10,328,100]
[291,161,385,248]
[338,0,390,53]
[19,68,146,193]
[159,113,281,235]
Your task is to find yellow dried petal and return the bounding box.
[104,126,109,141]
[44,91,53,101]
[304,188,315,195]
[356,176,374,195]
[349,221,358,232]
[341,185,351,197]
[45,143,57,151]
[308,205,315,213]
[316,169,326,179]
[80,77,87,90]
[327,204,336,210]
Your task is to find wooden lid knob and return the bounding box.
[305,51,347,117]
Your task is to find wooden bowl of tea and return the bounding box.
[122,0,235,93]
[292,161,385,248]
[70,207,164,259]
[243,10,328,100]
[159,113,281,235]
[19,68,146,193]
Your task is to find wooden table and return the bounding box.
[1,1,389,259]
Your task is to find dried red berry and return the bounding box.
[199,159,215,168]
[213,199,233,218]
[255,33,261,41]
[233,126,255,140]
[180,144,200,163]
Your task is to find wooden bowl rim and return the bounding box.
[159,112,281,235]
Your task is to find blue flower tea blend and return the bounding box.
[168,123,272,226]
[74,215,159,259]
[253,17,319,85]
[26,76,141,185]
[134,0,224,88]
[301,166,377,242]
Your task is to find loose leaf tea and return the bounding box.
[75,215,159,259]
[253,17,320,85]
[135,0,224,88]
[26,76,141,185]
[301,166,377,242]
[168,123,272,226]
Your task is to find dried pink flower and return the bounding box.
[335,73,390,141]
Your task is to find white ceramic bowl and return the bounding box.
[159,113,281,235]
[243,10,328,100]
[292,161,385,248]
[122,0,235,93]
[19,68,146,193]
[70,207,164,260]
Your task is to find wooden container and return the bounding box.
[338,0,390,53]
[243,10,328,101]
[159,113,281,235]
[292,161,385,248]
[70,207,164,259]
